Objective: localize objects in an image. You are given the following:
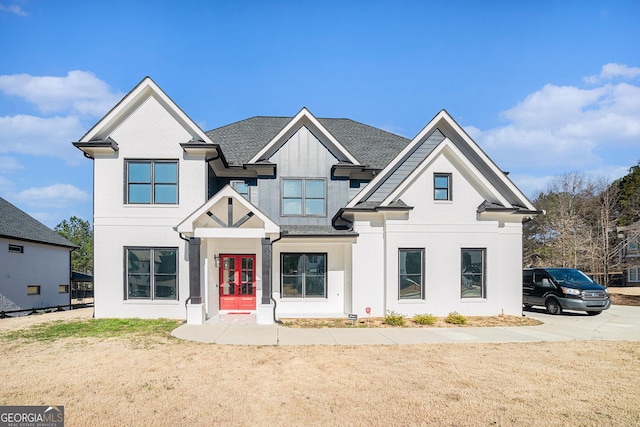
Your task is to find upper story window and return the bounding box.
[126,160,178,204]
[231,181,250,201]
[628,238,639,254]
[434,173,452,201]
[282,179,326,216]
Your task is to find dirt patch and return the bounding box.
[610,293,640,306]
[0,335,638,426]
[281,314,542,328]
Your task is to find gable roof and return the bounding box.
[347,110,538,214]
[74,76,214,157]
[205,115,410,169]
[0,197,75,248]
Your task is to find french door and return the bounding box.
[219,254,256,310]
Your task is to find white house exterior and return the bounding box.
[0,197,75,315]
[74,77,538,324]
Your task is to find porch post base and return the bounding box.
[256,303,274,325]
[186,303,206,325]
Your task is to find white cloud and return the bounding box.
[0,114,86,162]
[470,69,640,174]
[0,156,23,173]
[0,175,15,193]
[0,3,27,16]
[584,63,640,84]
[0,71,122,117]
[14,183,90,209]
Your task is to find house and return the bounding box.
[0,197,75,315]
[617,221,640,286]
[73,77,538,324]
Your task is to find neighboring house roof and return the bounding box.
[0,197,75,248]
[205,116,411,169]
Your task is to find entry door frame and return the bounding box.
[219,254,257,311]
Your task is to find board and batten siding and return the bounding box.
[365,129,445,203]
[256,126,350,226]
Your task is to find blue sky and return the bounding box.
[0,0,639,228]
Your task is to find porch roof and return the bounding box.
[280,225,358,238]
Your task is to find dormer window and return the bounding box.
[126,160,178,204]
[282,179,326,216]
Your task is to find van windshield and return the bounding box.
[545,268,593,284]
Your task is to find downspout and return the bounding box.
[177,231,192,305]
[270,233,284,324]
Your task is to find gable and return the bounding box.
[267,126,339,176]
[349,110,537,214]
[176,186,279,237]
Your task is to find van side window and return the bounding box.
[523,270,533,285]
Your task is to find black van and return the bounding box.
[523,268,611,315]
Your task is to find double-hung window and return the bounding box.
[282,179,325,216]
[434,173,452,201]
[281,253,327,298]
[629,267,640,283]
[461,248,486,298]
[126,160,178,204]
[399,249,424,299]
[126,247,178,300]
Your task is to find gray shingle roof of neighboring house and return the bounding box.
[0,197,75,248]
[205,116,411,169]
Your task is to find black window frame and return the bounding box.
[281,252,327,298]
[125,160,178,205]
[461,248,486,299]
[398,248,425,300]
[8,244,24,253]
[434,173,452,201]
[281,178,326,217]
[27,285,40,296]
[125,247,179,301]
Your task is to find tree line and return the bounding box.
[524,162,640,285]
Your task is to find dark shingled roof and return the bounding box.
[205,116,411,170]
[280,225,358,237]
[0,197,75,248]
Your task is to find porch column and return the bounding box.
[261,237,272,304]
[188,237,202,304]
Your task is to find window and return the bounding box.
[282,179,325,216]
[126,160,178,204]
[59,285,69,293]
[461,248,486,298]
[126,248,178,300]
[628,239,639,253]
[281,253,326,298]
[399,249,424,299]
[434,173,452,201]
[8,244,24,253]
[629,267,640,283]
[231,181,250,200]
[27,285,40,295]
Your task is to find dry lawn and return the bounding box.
[1,330,639,426]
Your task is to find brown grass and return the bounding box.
[610,293,640,306]
[1,334,639,426]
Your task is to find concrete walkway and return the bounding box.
[171,305,640,345]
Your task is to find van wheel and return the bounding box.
[545,299,562,315]
[586,311,601,316]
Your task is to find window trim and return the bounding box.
[125,159,179,205]
[629,267,640,283]
[398,248,425,300]
[434,173,452,201]
[280,252,328,299]
[125,247,179,301]
[27,285,40,296]
[281,178,327,217]
[8,244,24,253]
[461,248,486,299]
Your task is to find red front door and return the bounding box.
[219,254,256,310]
